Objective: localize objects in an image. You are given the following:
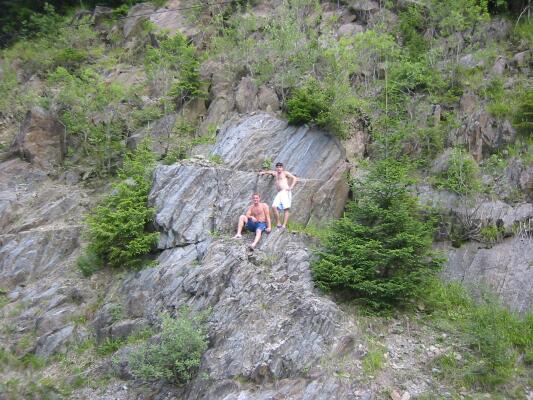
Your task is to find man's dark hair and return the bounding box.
[275,162,284,167]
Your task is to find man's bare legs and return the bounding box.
[272,207,281,227]
[250,229,262,249]
[233,215,248,238]
[272,207,290,228]
[283,209,290,228]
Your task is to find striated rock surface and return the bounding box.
[438,236,533,315]
[106,232,364,399]
[150,113,350,248]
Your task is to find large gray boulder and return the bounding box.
[212,113,347,181]
[149,114,349,248]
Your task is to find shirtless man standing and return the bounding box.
[233,193,272,249]
[259,162,297,228]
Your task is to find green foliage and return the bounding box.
[96,337,126,356]
[435,148,482,195]
[209,154,223,164]
[83,140,158,271]
[397,5,429,59]
[512,17,533,49]
[422,279,533,389]
[261,157,273,170]
[513,90,533,137]
[145,33,205,104]
[128,310,208,384]
[312,160,442,311]
[285,78,360,138]
[48,67,129,177]
[76,249,104,277]
[286,79,332,126]
[362,339,386,375]
[428,0,490,36]
[207,0,322,99]
[161,118,199,164]
[479,224,504,243]
[2,5,100,76]
[130,104,164,129]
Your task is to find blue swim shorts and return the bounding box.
[246,220,267,232]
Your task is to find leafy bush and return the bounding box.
[312,160,442,311]
[129,310,208,384]
[435,148,481,195]
[285,78,359,138]
[82,140,158,271]
[286,79,332,126]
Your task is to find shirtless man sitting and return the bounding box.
[233,193,272,249]
[259,162,297,228]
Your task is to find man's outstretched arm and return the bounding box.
[259,170,276,176]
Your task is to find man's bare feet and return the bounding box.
[233,234,242,239]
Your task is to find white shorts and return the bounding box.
[272,190,292,210]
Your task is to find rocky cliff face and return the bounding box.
[1,105,529,398]
[0,1,532,397]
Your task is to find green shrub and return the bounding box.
[285,78,359,138]
[312,160,442,311]
[128,310,208,384]
[96,337,126,356]
[435,148,481,195]
[397,5,429,59]
[479,224,504,243]
[76,249,104,277]
[286,79,332,126]
[83,140,158,271]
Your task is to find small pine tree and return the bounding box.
[312,160,442,310]
[84,140,159,271]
